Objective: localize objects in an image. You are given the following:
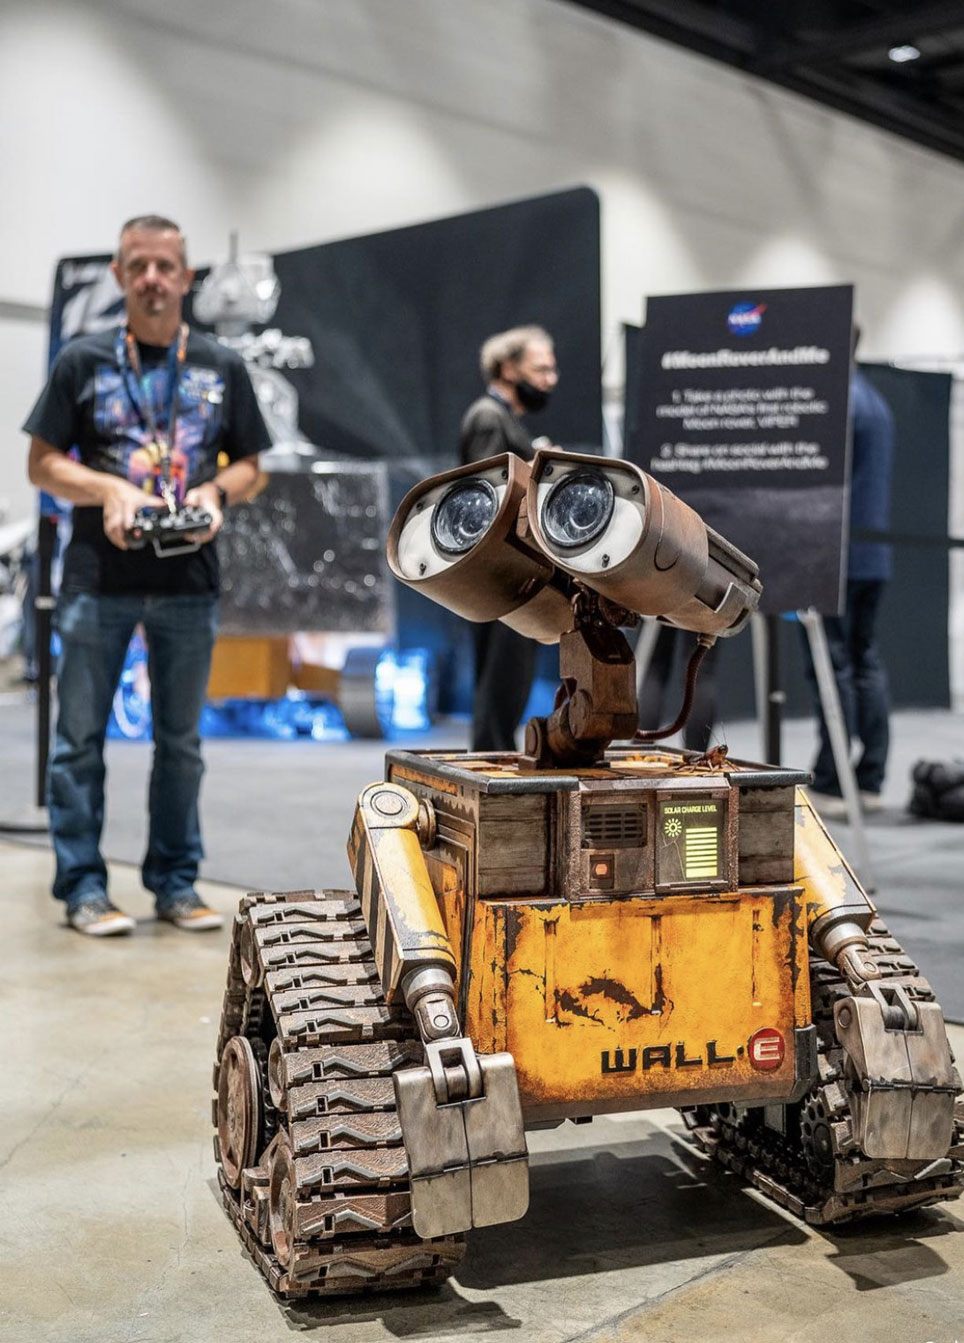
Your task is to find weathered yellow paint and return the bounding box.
[367,826,457,973]
[463,887,810,1119]
[793,787,877,928]
[423,855,464,992]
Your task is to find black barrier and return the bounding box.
[261,188,603,462]
[34,515,57,810]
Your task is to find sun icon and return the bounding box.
[664,817,683,838]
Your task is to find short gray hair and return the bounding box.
[480,325,553,382]
[117,215,187,265]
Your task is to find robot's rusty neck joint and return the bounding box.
[521,597,638,769]
[569,584,636,635]
[521,593,716,770]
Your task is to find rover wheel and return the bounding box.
[217,1035,262,1189]
[799,1089,835,1180]
[213,888,466,1296]
[267,1035,288,1112]
[267,1131,298,1268]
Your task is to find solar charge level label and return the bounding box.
[657,799,723,884]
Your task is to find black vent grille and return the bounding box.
[583,804,647,849]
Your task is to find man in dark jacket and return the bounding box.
[458,326,557,750]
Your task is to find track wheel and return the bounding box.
[799,1090,836,1180]
[217,1035,263,1189]
[268,1131,298,1269]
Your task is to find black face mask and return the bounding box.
[515,379,551,413]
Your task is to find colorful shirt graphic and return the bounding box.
[23,325,271,596]
[91,359,227,506]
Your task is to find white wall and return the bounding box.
[6,0,964,530]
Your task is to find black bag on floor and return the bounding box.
[909,759,964,821]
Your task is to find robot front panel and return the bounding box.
[463,885,811,1121]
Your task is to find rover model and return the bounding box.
[213,449,963,1296]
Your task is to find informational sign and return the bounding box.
[627,285,854,614]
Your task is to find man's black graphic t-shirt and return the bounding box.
[23,326,272,596]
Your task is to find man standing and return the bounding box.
[805,338,896,816]
[458,325,558,751]
[24,215,271,935]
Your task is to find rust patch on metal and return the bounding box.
[504,907,524,965]
[788,890,804,996]
[555,989,605,1025]
[511,967,546,991]
[770,886,791,930]
[577,976,651,1021]
[768,886,804,996]
[653,963,672,1016]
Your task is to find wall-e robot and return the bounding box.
[213,448,964,1296]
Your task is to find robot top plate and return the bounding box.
[386,746,810,795]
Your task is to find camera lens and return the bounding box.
[431,478,499,555]
[541,470,614,549]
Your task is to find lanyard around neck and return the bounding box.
[116,320,189,461]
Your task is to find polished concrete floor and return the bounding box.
[4,849,964,1341]
[4,688,964,1341]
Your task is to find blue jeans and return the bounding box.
[802,579,890,796]
[49,591,218,907]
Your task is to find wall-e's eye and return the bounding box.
[386,453,573,643]
[541,469,614,550]
[431,479,498,556]
[528,448,761,637]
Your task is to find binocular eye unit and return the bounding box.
[386,449,762,644]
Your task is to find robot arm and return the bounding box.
[347,782,528,1238]
[794,787,879,987]
[795,787,959,1161]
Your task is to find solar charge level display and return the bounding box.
[657,798,724,885]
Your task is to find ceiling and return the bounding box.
[564,0,964,163]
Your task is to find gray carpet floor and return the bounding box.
[2,693,962,1019]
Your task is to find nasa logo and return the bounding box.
[727,301,766,337]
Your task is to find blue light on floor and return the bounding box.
[380,649,434,733]
[200,693,349,740]
[105,637,434,741]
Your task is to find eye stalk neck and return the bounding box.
[521,584,716,769]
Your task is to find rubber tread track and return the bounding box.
[214,889,464,1297]
[685,919,964,1224]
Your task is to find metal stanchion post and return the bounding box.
[34,513,57,809]
[633,618,661,706]
[797,606,874,891]
[764,613,784,765]
[0,511,53,834]
[750,612,769,762]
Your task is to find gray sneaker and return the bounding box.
[67,896,136,937]
[156,893,223,932]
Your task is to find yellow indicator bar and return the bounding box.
[684,826,718,878]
